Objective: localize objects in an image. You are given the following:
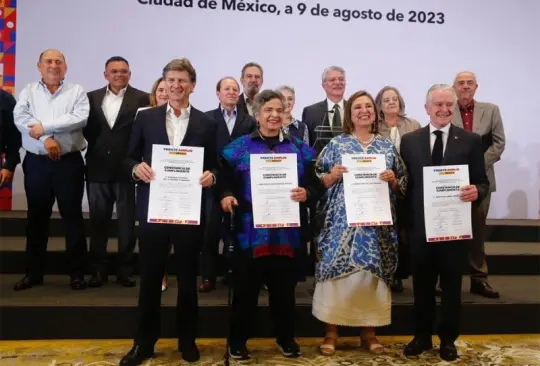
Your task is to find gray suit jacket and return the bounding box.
[452,101,505,192]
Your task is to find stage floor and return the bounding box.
[1,274,539,307]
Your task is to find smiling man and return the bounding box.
[120,58,218,366]
[83,56,149,289]
[400,84,490,362]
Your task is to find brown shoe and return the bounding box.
[470,281,500,298]
[198,279,215,293]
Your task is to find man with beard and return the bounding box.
[447,71,505,299]
[237,62,263,117]
[400,84,489,362]
[301,66,347,154]
[83,56,149,288]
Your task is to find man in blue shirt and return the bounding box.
[13,49,89,291]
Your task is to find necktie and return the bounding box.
[432,130,444,165]
[332,104,341,133]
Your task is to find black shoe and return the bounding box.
[119,345,154,366]
[70,276,87,290]
[178,341,200,363]
[228,341,251,360]
[470,281,500,298]
[276,339,301,358]
[440,342,458,361]
[404,337,433,357]
[88,272,108,288]
[198,279,215,293]
[13,275,43,291]
[391,279,404,293]
[116,275,136,288]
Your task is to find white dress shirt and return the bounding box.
[244,94,254,117]
[166,103,190,146]
[326,98,345,125]
[13,80,89,155]
[429,122,451,154]
[102,86,126,128]
[221,106,238,135]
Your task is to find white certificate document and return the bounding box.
[147,145,204,225]
[342,154,393,227]
[250,153,300,228]
[423,165,472,242]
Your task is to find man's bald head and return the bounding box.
[38,49,66,64]
[37,49,67,86]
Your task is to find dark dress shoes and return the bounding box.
[471,281,500,298]
[116,275,136,288]
[404,337,433,357]
[70,276,87,290]
[198,279,215,293]
[391,279,404,293]
[88,273,108,288]
[119,345,154,366]
[440,341,458,361]
[13,275,43,291]
[178,340,200,362]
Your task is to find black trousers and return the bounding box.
[229,255,298,345]
[22,152,86,278]
[135,222,202,348]
[200,189,222,282]
[411,240,467,342]
[87,181,136,276]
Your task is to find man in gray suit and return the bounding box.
[450,71,505,298]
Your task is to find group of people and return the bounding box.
[0,48,506,365]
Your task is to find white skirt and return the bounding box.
[312,270,391,327]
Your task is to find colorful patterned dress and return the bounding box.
[312,133,407,327]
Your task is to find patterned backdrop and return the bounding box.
[0,0,16,210]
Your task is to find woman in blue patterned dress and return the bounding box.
[312,90,408,355]
[220,90,324,360]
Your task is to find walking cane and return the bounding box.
[223,208,235,366]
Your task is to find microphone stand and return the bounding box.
[223,209,235,366]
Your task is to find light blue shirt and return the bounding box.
[221,106,237,135]
[13,80,89,155]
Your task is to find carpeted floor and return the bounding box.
[0,336,539,365]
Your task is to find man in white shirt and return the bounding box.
[83,56,149,288]
[120,58,218,366]
[13,49,89,291]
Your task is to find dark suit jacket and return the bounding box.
[237,93,250,116]
[83,85,149,182]
[0,89,21,171]
[125,104,218,223]
[400,124,490,246]
[301,99,347,152]
[206,105,256,154]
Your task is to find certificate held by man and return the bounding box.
[250,153,300,228]
[342,154,393,227]
[423,164,472,242]
[147,144,204,225]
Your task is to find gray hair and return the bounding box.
[321,66,345,82]
[275,84,295,96]
[426,84,456,105]
[253,89,286,117]
[162,58,197,83]
[375,86,406,119]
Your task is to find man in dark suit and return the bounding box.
[199,76,256,292]
[0,89,21,187]
[237,62,263,117]
[83,56,149,288]
[301,65,347,154]
[400,84,490,362]
[119,58,218,366]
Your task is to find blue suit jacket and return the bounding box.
[125,104,218,223]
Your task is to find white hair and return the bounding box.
[275,84,295,95]
[321,66,345,82]
[426,84,457,105]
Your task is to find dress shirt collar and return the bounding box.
[38,79,64,94]
[326,98,345,112]
[167,102,191,118]
[105,85,128,97]
[221,105,237,118]
[458,99,475,112]
[429,122,451,135]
